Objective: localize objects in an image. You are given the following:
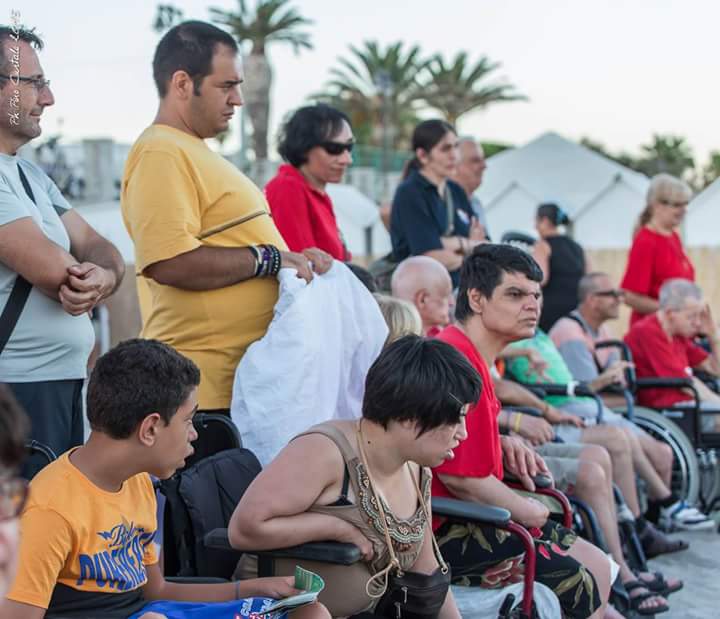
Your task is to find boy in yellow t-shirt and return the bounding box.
[3,339,328,619]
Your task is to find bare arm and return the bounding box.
[228,434,373,558]
[438,474,548,529]
[0,217,75,299]
[622,290,659,315]
[0,600,46,619]
[532,240,551,286]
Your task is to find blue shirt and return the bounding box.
[389,169,474,285]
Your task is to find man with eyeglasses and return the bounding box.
[265,103,354,260]
[0,384,30,600]
[121,22,332,416]
[0,25,125,478]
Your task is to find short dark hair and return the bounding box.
[152,20,238,97]
[363,335,481,435]
[536,202,570,227]
[0,25,44,78]
[456,244,543,322]
[0,384,29,471]
[87,339,200,440]
[277,103,351,167]
[346,263,377,293]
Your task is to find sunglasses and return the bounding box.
[658,198,688,209]
[320,141,354,156]
[593,289,624,299]
[0,476,28,522]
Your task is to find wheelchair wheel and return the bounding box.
[632,408,700,505]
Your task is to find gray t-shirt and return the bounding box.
[0,153,94,382]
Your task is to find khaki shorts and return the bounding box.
[535,442,585,493]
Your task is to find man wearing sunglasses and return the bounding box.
[0,26,125,478]
[265,103,354,261]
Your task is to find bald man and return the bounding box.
[391,255,453,335]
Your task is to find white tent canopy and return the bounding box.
[686,178,720,247]
[477,132,650,249]
[327,183,391,257]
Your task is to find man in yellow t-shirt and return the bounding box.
[121,21,331,412]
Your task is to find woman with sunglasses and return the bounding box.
[266,104,354,261]
[621,174,694,325]
[389,120,484,287]
[532,203,588,332]
[0,384,29,600]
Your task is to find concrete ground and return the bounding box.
[646,529,720,618]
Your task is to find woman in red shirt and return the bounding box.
[266,104,353,261]
[621,174,694,325]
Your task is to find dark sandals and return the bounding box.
[624,581,670,616]
[638,571,684,597]
[639,522,689,559]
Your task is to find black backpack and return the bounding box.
[159,447,261,579]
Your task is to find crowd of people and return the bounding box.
[1,17,718,619]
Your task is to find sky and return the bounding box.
[6,0,719,165]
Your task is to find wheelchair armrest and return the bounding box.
[503,406,544,418]
[503,473,553,489]
[432,497,511,527]
[521,381,595,398]
[635,377,694,389]
[595,339,632,361]
[204,528,361,566]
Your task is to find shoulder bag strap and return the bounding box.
[442,184,455,237]
[0,164,39,356]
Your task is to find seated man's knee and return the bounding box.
[576,461,608,496]
[582,444,612,475]
[602,425,630,457]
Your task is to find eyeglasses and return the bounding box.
[593,289,624,299]
[320,141,354,156]
[658,198,688,209]
[0,476,28,522]
[0,74,51,91]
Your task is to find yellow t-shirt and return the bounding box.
[7,451,158,612]
[121,125,288,410]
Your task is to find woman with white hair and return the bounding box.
[621,174,694,325]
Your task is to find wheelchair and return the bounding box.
[597,339,720,511]
[161,413,585,618]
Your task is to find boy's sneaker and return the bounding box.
[659,500,715,531]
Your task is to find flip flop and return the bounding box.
[639,522,689,559]
[624,581,670,616]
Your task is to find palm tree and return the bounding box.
[420,52,526,125]
[153,0,312,160]
[636,134,695,180]
[314,41,428,149]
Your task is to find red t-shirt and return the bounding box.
[624,313,708,408]
[621,227,694,325]
[265,164,349,261]
[432,326,503,529]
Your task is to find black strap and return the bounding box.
[0,164,38,356]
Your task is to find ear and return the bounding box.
[137,413,164,448]
[169,70,195,101]
[415,147,429,166]
[467,288,485,316]
[414,289,428,309]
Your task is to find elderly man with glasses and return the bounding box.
[0,25,124,478]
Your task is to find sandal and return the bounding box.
[624,581,669,616]
[636,571,684,596]
[639,521,689,559]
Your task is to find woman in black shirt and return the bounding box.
[533,203,587,332]
[389,120,484,287]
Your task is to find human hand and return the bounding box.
[700,303,717,338]
[279,251,314,283]
[336,522,374,561]
[520,497,550,529]
[599,360,633,387]
[468,217,487,242]
[302,247,333,275]
[510,412,554,446]
[501,435,550,491]
[60,262,115,315]
[543,405,585,428]
[249,576,301,599]
[526,349,549,379]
